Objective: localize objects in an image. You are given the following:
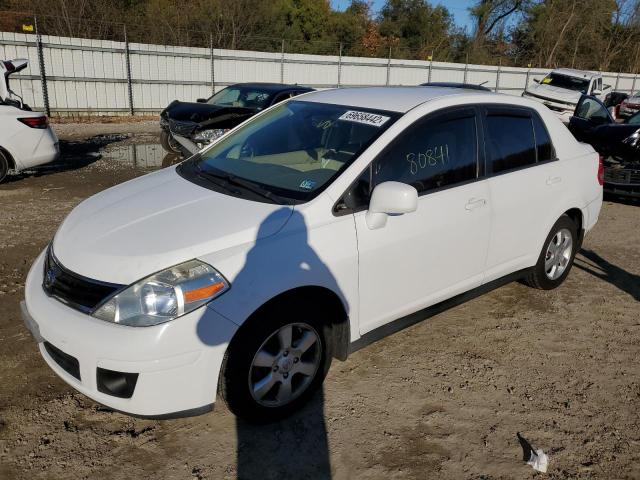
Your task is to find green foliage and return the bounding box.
[2,0,640,71]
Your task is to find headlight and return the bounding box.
[623,129,640,149]
[192,128,227,143]
[93,260,229,327]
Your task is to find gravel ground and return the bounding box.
[0,123,639,479]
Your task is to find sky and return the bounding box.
[330,0,476,32]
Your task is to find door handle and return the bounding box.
[546,176,562,185]
[465,198,487,211]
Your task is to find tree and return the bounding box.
[378,0,455,60]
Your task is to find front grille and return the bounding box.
[604,168,640,185]
[169,119,198,136]
[42,247,123,313]
[44,341,81,380]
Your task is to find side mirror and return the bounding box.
[366,181,418,230]
[592,89,602,96]
[533,78,541,84]
[196,98,207,103]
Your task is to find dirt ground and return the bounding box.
[0,122,639,480]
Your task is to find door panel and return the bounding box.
[484,162,560,281]
[353,107,490,335]
[481,107,562,281]
[355,181,491,334]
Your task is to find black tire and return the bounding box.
[160,130,181,154]
[523,214,578,290]
[0,150,9,184]
[220,302,332,423]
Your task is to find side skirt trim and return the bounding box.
[348,268,532,354]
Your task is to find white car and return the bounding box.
[0,59,59,182]
[522,68,611,123]
[22,87,603,421]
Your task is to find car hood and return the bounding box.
[52,167,293,284]
[526,83,583,105]
[162,100,258,125]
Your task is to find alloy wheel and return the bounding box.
[248,323,321,408]
[544,228,573,280]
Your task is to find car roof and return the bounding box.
[551,68,597,79]
[299,86,491,113]
[228,82,313,93]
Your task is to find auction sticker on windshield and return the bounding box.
[339,110,390,127]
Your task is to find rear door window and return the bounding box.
[372,108,478,194]
[532,113,555,162]
[485,110,536,174]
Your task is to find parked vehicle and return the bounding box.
[420,82,492,91]
[617,90,640,119]
[603,91,629,120]
[568,94,640,198]
[1,59,59,183]
[22,87,602,421]
[522,69,611,123]
[160,83,314,156]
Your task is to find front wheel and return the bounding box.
[523,215,578,290]
[0,150,9,183]
[160,130,181,154]
[220,311,331,423]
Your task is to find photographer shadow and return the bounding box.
[198,208,339,479]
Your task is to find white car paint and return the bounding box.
[523,68,611,123]
[0,106,60,171]
[22,87,603,418]
[1,59,59,177]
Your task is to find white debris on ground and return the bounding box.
[526,448,549,473]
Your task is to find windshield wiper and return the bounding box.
[196,168,286,203]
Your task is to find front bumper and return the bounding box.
[173,134,200,156]
[523,93,574,123]
[23,250,238,418]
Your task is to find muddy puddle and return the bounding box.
[12,134,182,180]
[100,143,181,170]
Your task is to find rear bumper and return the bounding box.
[604,182,640,198]
[13,127,60,171]
[23,249,238,418]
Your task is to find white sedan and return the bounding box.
[22,86,602,421]
[1,59,59,182]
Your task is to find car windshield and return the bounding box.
[206,86,273,109]
[541,73,590,93]
[180,101,398,203]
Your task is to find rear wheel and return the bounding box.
[0,150,9,183]
[220,308,331,423]
[160,130,181,154]
[523,215,578,290]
